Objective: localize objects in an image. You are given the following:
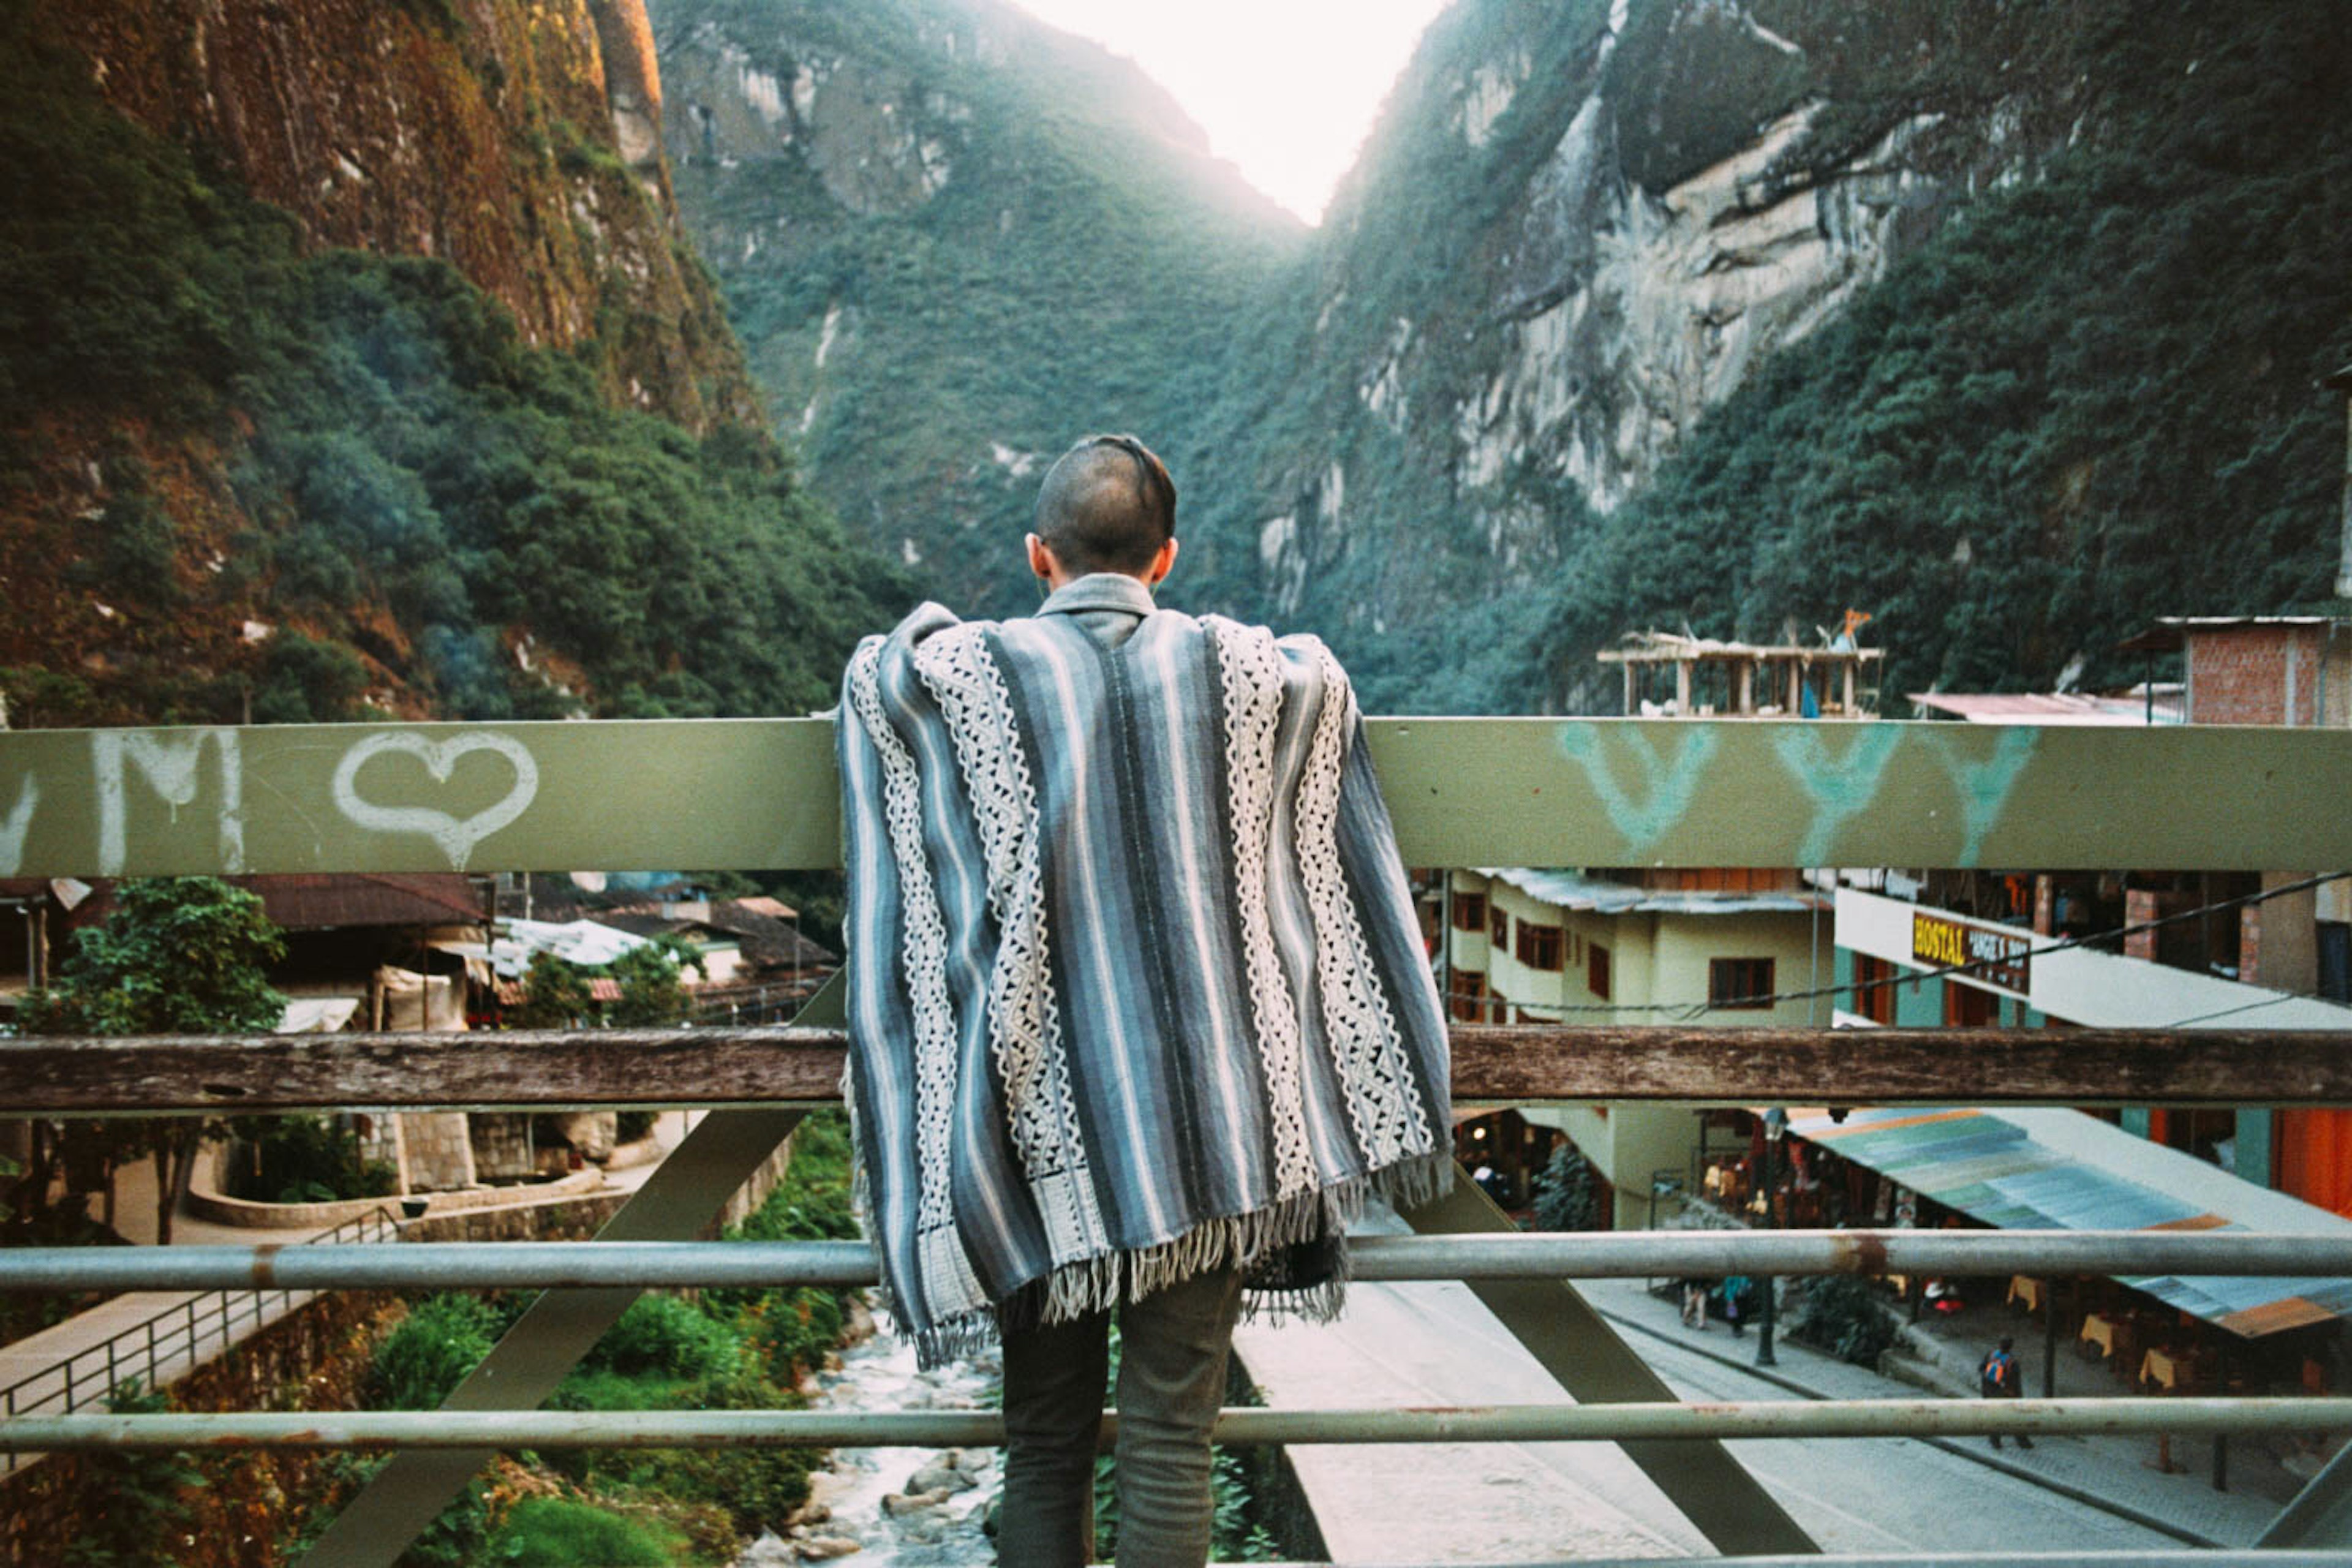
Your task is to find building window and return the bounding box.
[1452,968,1488,1024]
[1709,957,1774,1011]
[1490,904,1509,946]
[1515,923,1564,971]
[1588,943,1611,1001]
[1452,891,1487,932]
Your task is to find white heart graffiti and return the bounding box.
[330,731,541,870]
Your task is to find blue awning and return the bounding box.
[1789,1106,2352,1338]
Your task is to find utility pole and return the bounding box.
[1755,1107,1787,1368]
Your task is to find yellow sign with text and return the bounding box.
[1911,911,2032,998]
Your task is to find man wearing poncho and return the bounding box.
[838,434,1450,1566]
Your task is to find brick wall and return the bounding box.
[2187,625,2334,725]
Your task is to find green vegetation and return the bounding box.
[673,0,2351,714]
[0,7,910,726]
[371,1292,511,1411]
[1529,0,2352,704]
[18,878,287,1245]
[336,1113,860,1564]
[64,1383,203,1568]
[1788,1275,1901,1368]
[484,1498,682,1567]
[225,1115,399,1205]
[1529,1141,1603,1232]
[663,0,1306,623]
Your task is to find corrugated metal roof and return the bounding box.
[244,874,487,930]
[1482,868,1826,916]
[1790,1106,2352,1337]
[1907,692,2184,726]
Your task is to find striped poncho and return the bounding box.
[838,595,1452,1365]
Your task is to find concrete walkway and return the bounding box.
[1578,1273,2296,1548]
[1230,1209,2318,1558]
[0,1112,695,1477]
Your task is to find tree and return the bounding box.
[606,937,701,1028]
[1529,1141,1602,1232]
[510,949,594,1029]
[21,878,285,1245]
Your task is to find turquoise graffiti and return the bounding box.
[1943,727,2039,864]
[1773,725,1905,865]
[1558,725,1722,856]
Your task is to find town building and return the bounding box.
[1444,865,1832,1228]
[1828,614,2352,1216]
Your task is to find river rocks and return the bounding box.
[794,1534,864,1560]
[736,1531,799,1567]
[904,1461,978,1496]
[897,1512,951,1545]
[880,1487,953,1515]
[794,1466,859,1523]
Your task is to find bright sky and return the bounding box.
[1008,0,1455,224]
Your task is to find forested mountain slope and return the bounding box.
[660,0,2352,713]
[0,0,906,727]
[650,0,1306,620]
[1521,0,2352,707]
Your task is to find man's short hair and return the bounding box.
[1034,434,1177,576]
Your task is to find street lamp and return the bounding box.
[1755,1107,1787,1368]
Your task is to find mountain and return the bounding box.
[658,0,2352,714]
[648,0,1306,617]
[0,0,907,727]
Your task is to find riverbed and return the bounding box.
[732,1299,1003,1566]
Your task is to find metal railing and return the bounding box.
[0,1204,398,1443]
[5,713,2352,1563]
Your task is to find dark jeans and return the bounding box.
[998,1265,1244,1568]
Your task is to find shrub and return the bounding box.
[370,1293,501,1409]
[227,1114,398,1204]
[1529,1142,1602,1231]
[1789,1274,1900,1368]
[581,1293,740,1381]
[484,1497,674,1567]
[65,1382,202,1567]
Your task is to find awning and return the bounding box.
[1789,1106,2352,1338]
[276,996,362,1034]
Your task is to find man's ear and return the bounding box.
[1027,533,1056,582]
[1147,536,1178,586]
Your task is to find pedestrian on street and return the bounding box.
[1981,1335,2032,1449]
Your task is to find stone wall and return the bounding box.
[467,1112,539,1182]
[400,1110,478,1193]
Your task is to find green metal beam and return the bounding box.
[3,718,2348,878]
[294,975,843,1568]
[1404,1175,1819,1558]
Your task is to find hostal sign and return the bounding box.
[1911,912,2032,999]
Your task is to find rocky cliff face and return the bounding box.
[1197,0,2100,704]
[0,2,902,728]
[53,0,756,432]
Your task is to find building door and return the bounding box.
[1943,981,1997,1027]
